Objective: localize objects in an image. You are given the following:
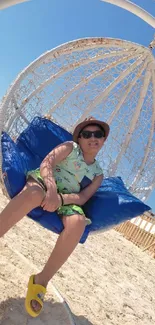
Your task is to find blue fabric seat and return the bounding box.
[1,116,150,243]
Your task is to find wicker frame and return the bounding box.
[0,37,155,201]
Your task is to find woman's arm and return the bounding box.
[40,141,73,211]
[62,174,103,206]
[40,141,73,190]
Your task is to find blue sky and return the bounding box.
[0,0,155,210]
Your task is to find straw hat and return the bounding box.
[73,116,110,143]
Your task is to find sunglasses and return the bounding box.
[79,130,105,139]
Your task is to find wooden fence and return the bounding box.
[115,211,155,258]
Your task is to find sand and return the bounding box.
[0,189,155,325]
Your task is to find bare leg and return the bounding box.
[32,214,85,311]
[0,180,45,238]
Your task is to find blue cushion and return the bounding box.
[1,116,151,244]
[2,133,26,197]
[83,177,150,232]
[16,116,72,161]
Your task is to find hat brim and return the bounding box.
[73,119,110,143]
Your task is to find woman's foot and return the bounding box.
[25,274,47,317]
[31,274,47,312]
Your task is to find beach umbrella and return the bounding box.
[0,0,155,203]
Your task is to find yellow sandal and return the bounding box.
[25,275,46,317]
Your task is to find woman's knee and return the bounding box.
[63,214,86,232]
[20,184,45,204]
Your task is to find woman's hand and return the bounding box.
[41,189,62,212]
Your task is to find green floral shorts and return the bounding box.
[27,169,91,225]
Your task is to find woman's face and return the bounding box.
[78,125,105,155]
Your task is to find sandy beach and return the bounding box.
[0,189,155,325]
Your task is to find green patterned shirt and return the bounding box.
[53,141,103,194]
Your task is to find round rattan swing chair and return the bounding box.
[0,36,155,201]
[0,1,155,323]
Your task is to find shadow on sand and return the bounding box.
[0,296,94,325]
